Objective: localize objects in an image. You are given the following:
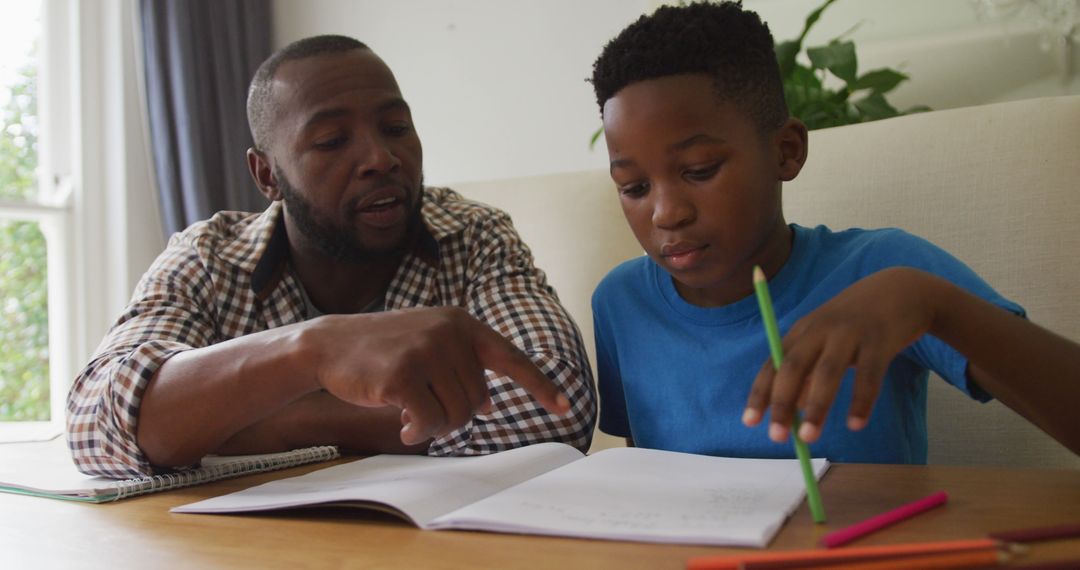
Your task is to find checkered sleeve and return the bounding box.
[66,239,219,478]
[429,210,597,455]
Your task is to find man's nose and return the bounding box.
[651,185,695,229]
[355,136,401,178]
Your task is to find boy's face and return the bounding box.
[602,73,806,307]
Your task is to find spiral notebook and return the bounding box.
[0,436,339,503]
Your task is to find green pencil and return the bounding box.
[752,265,826,524]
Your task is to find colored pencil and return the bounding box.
[752,265,826,524]
[686,538,1001,570]
[988,522,1080,543]
[820,491,949,548]
[1007,560,1080,570]
[740,547,1005,570]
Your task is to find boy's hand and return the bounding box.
[742,267,939,444]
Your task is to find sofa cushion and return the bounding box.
[785,95,1080,468]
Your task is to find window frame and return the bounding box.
[0,0,163,441]
[0,0,74,440]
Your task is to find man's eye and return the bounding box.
[684,164,720,181]
[384,123,412,137]
[314,136,346,150]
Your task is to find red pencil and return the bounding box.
[820,491,949,548]
[988,522,1080,543]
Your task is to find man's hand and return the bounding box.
[304,307,571,445]
[742,267,937,444]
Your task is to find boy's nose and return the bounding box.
[652,186,695,229]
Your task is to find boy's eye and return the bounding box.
[684,163,720,181]
[313,136,347,150]
[617,182,649,198]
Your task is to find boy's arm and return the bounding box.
[742,267,1080,456]
[928,274,1080,455]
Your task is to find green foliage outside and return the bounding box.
[0,51,50,422]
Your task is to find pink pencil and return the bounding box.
[820,491,949,548]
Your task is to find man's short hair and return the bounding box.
[590,1,788,132]
[247,35,370,151]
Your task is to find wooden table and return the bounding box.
[3,460,1080,569]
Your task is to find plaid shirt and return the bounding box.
[67,187,596,478]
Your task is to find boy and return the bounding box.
[589,1,1079,463]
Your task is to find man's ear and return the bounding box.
[775,118,809,182]
[247,148,281,201]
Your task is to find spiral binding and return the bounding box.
[110,446,340,501]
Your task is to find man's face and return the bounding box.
[266,49,424,263]
[274,165,422,264]
[602,73,793,307]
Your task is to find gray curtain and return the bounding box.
[140,0,273,238]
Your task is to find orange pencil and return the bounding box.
[742,547,1005,570]
[686,538,1000,570]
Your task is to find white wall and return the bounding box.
[274,0,1078,185]
[274,0,648,186]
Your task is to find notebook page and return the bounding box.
[0,437,122,498]
[430,446,829,547]
[174,442,584,526]
[0,437,338,502]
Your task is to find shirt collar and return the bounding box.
[216,188,468,297]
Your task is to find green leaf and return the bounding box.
[807,40,857,84]
[779,0,839,79]
[589,126,604,150]
[786,64,824,91]
[776,40,800,79]
[853,92,899,121]
[796,0,841,46]
[852,69,908,94]
[783,65,826,119]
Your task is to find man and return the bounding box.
[67,35,596,478]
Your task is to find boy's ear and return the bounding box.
[775,118,809,182]
[246,148,282,201]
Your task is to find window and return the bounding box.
[0,0,75,440]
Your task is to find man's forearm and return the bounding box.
[136,322,321,468]
[215,391,429,456]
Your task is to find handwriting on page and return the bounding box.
[509,487,761,531]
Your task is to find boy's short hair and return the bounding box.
[590,1,788,132]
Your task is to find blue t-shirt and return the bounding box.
[592,224,1025,464]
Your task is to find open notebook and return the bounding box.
[0,436,339,503]
[175,442,829,547]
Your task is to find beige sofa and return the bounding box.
[455,95,1080,468]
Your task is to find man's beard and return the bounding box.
[275,168,424,264]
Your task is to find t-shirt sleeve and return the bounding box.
[879,230,1026,401]
[593,281,631,438]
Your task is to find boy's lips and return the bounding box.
[660,242,709,271]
